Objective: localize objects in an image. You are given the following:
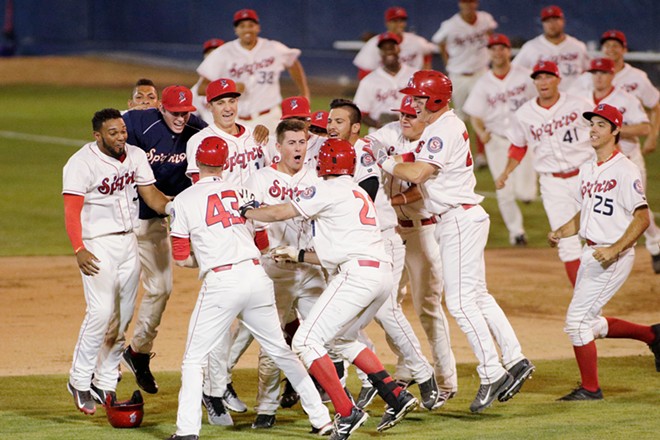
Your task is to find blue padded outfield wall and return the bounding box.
[1,0,658,78]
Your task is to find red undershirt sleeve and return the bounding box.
[508,144,528,162]
[63,194,85,253]
[254,229,269,251]
[171,236,191,261]
[190,173,200,184]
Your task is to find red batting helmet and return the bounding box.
[317,139,356,177]
[196,136,229,167]
[399,70,452,112]
[105,390,144,429]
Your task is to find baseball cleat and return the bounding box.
[499,358,535,402]
[513,234,528,247]
[376,389,419,432]
[651,254,660,274]
[557,385,603,401]
[310,420,333,436]
[222,382,247,413]
[648,323,660,372]
[202,393,233,426]
[67,382,96,415]
[355,385,378,409]
[469,372,513,413]
[165,435,199,440]
[432,390,456,409]
[122,347,158,394]
[251,414,276,429]
[418,374,441,410]
[89,382,116,406]
[329,406,368,440]
[280,378,300,408]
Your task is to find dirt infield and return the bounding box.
[2,248,657,377]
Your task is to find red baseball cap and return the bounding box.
[391,96,416,117]
[206,78,241,103]
[600,30,627,48]
[588,58,615,74]
[540,5,564,21]
[583,103,623,129]
[161,85,196,112]
[203,38,224,53]
[310,111,329,130]
[384,6,408,22]
[281,96,311,120]
[233,9,259,26]
[487,33,511,48]
[377,31,402,47]
[531,60,561,78]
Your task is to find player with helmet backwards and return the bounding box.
[166,136,332,440]
[547,104,660,400]
[242,138,419,439]
[377,70,534,414]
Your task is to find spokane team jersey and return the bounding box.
[577,152,647,245]
[353,32,435,72]
[62,142,156,239]
[353,64,418,122]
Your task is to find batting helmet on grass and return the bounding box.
[105,390,144,428]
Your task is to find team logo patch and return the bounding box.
[361,152,375,167]
[178,91,186,103]
[299,185,317,200]
[633,179,644,195]
[290,99,298,109]
[426,137,443,153]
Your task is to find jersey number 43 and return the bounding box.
[206,190,246,228]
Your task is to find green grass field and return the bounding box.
[0,357,658,440]
[1,84,658,255]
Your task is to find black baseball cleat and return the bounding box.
[557,385,603,401]
[122,347,158,394]
[202,393,233,426]
[355,385,378,409]
[651,254,660,274]
[252,414,276,429]
[329,407,368,440]
[280,378,300,408]
[499,358,535,402]
[433,390,456,409]
[222,382,248,413]
[310,420,333,436]
[67,382,96,415]
[418,374,440,410]
[513,234,528,247]
[89,382,116,406]
[649,323,660,372]
[376,389,419,432]
[469,372,514,413]
[165,435,199,440]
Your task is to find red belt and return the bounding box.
[586,239,597,246]
[240,108,271,121]
[462,204,476,210]
[551,169,579,179]
[398,217,437,228]
[358,260,380,268]
[211,258,259,272]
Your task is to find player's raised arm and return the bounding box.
[241,201,299,223]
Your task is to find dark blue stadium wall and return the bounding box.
[1,0,658,78]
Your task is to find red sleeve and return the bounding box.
[63,194,85,253]
[508,144,528,162]
[254,229,269,251]
[357,68,371,80]
[423,53,433,67]
[401,152,415,163]
[171,236,191,261]
[190,172,200,184]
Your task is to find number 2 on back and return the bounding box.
[353,190,377,226]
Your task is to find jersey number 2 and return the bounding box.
[206,190,246,228]
[353,190,377,226]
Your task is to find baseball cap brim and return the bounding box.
[163,103,196,112]
[530,70,559,79]
[583,111,621,128]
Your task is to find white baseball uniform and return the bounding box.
[366,122,458,392]
[431,11,497,119]
[565,152,648,346]
[196,37,301,131]
[351,138,435,386]
[463,65,537,243]
[244,163,326,415]
[290,175,394,368]
[353,32,435,72]
[411,109,526,383]
[353,64,418,124]
[507,93,595,262]
[512,34,590,91]
[169,176,331,436]
[613,63,660,109]
[64,142,155,392]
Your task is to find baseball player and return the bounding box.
[185,77,267,418]
[431,0,497,169]
[127,78,159,110]
[353,6,434,79]
[547,104,660,400]
[64,108,171,415]
[512,5,590,91]
[121,86,207,396]
[497,61,594,287]
[192,38,225,125]
[463,33,537,246]
[353,32,418,131]
[166,136,332,439]
[377,70,534,414]
[327,98,441,412]
[365,96,459,406]
[242,138,419,438]
[196,9,310,132]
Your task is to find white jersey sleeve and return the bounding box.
[352,35,380,72]
[613,64,660,109]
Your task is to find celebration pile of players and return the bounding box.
[61,3,660,440]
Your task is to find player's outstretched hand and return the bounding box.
[547,231,561,248]
[270,246,298,263]
[239,200,260,218]
[253,125,269,145]
[76,249,101,276]
[592,246,618,269]
[495,173,508,189]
